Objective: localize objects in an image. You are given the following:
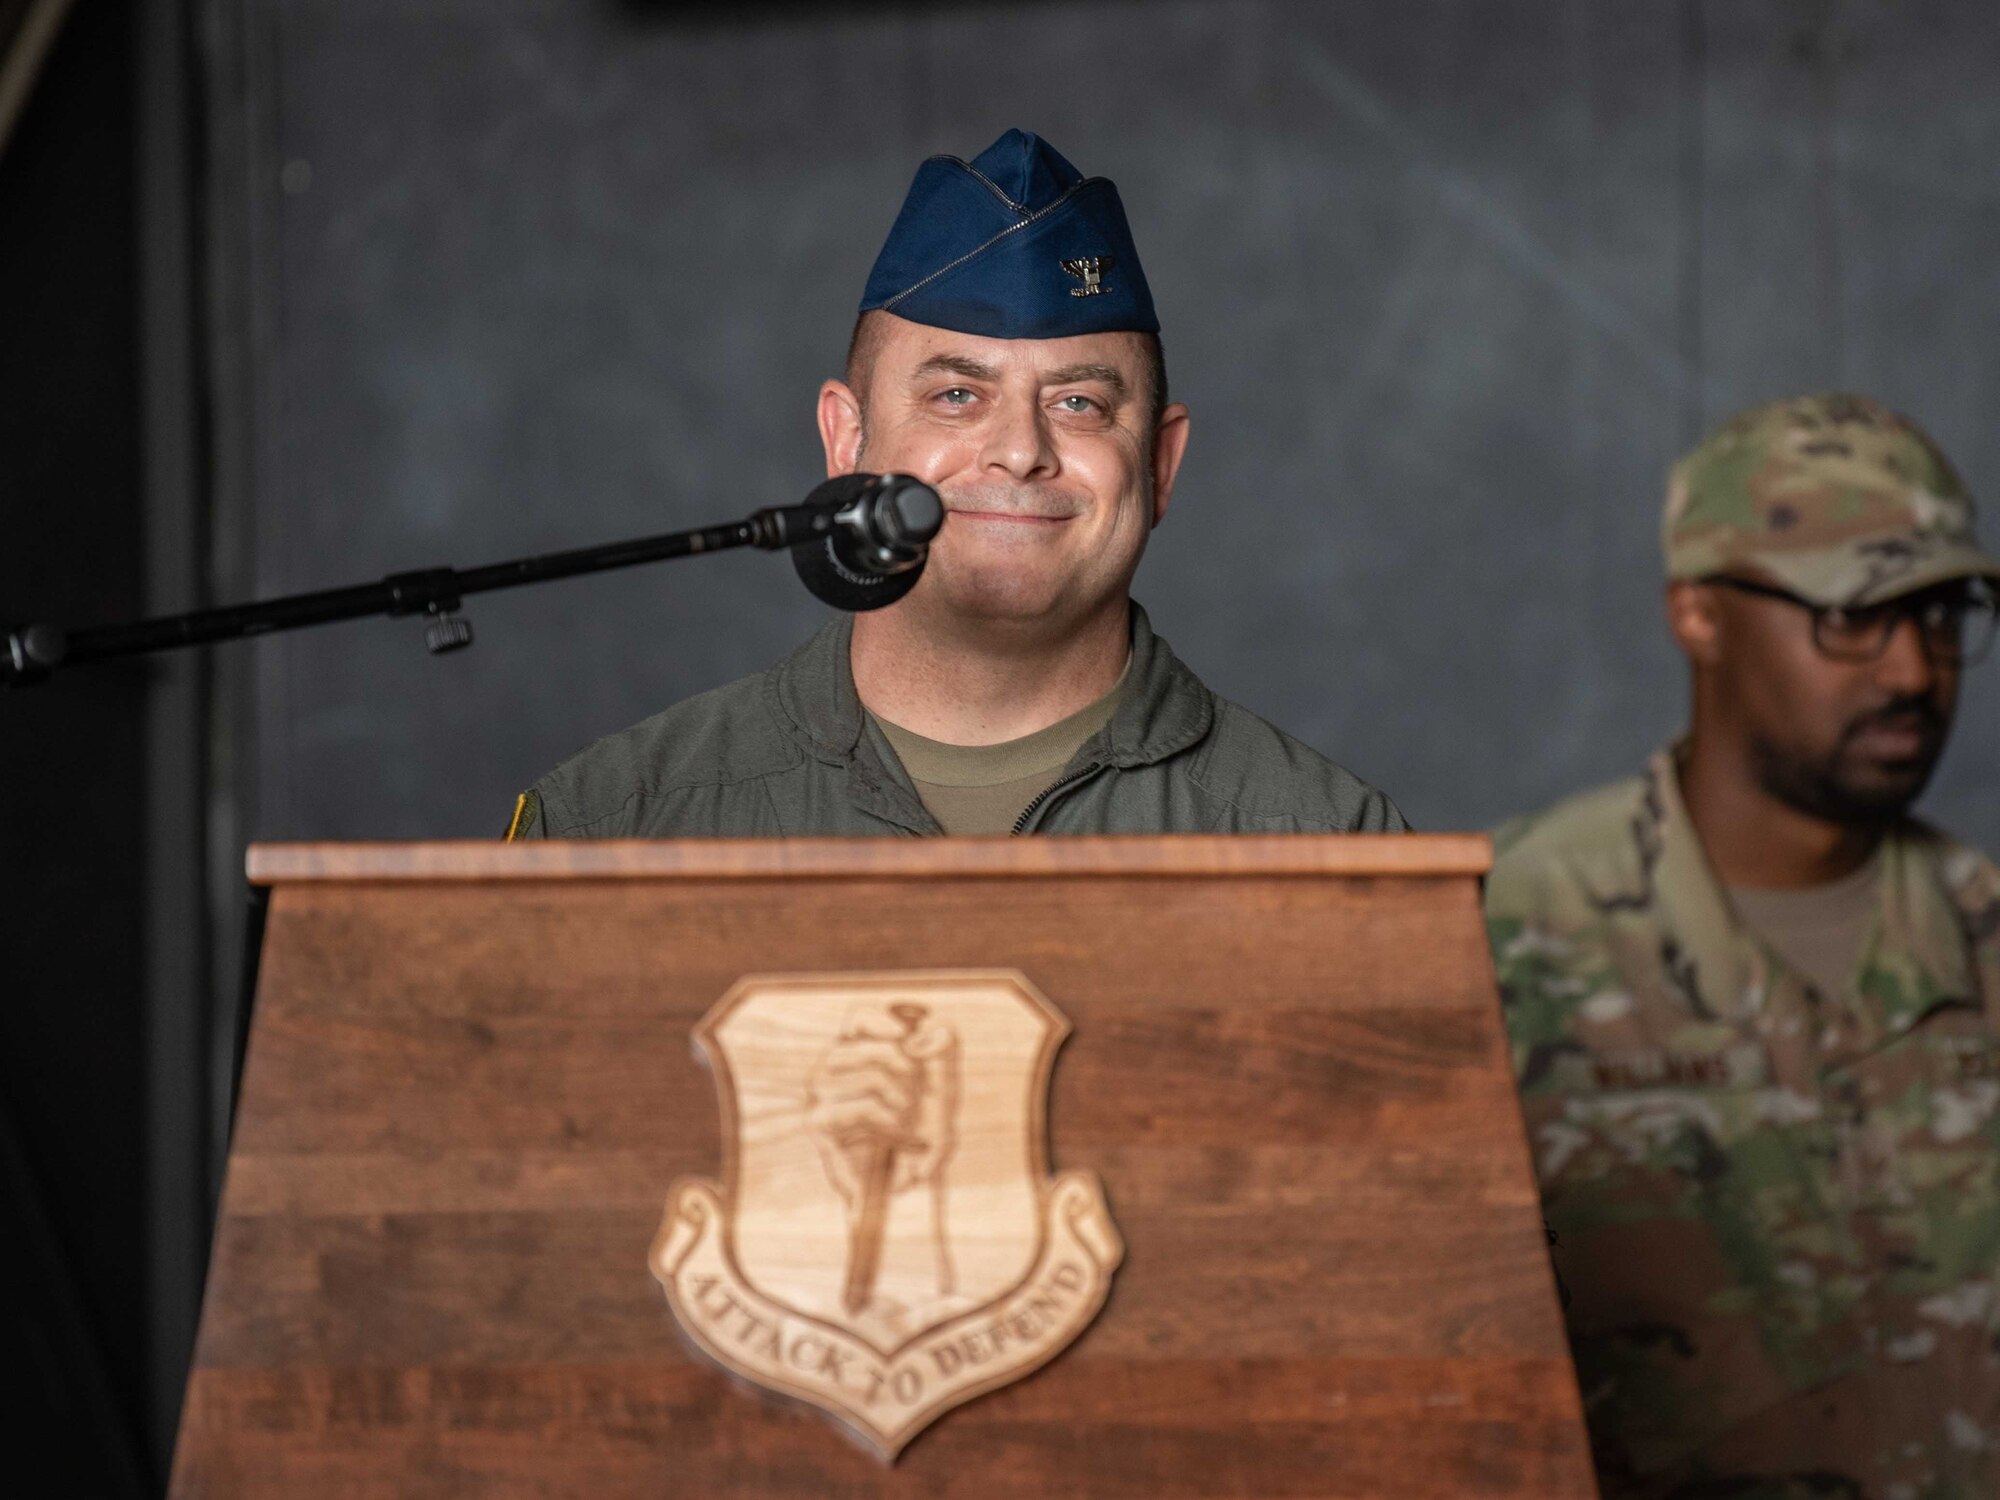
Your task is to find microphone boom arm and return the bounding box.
[4,475,942,687]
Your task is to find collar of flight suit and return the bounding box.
[763,597,1215,795]
[1644,746,1981,1047]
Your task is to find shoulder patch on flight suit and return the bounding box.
[505,790,540,841]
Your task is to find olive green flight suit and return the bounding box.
[510,603,1405,839]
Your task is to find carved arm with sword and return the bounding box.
[805,1003,961,1318]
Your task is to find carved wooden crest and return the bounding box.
[650,970,1123,1460]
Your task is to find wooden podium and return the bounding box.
[171,836,1597,1498]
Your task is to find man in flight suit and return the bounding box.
[509,129,1401,839]
[1488,394,2000,1500]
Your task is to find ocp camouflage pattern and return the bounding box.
[1664,393,1999,607]
[1488,750,2000,1500]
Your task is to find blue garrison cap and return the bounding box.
[859,129,1158,339]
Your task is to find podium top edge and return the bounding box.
[245,834,1492,885]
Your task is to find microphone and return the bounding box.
[769,473,946,612]
[3,474,948,688]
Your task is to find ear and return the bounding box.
[1665,580,1723,667]
[818,379,865,478]
[1148,403,1192,526]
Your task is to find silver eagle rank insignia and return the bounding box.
[1061,255,1112,297]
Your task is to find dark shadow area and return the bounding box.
[0,0,156,1492]
[612,0,1081,19]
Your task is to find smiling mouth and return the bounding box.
[945,508,1073,524]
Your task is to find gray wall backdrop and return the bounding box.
[223,0,2000,846]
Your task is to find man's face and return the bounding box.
[819,315,1189,635]
[1687,578,1963,823]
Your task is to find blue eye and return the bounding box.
[939,388,975,405]
[1056,395,1099,413]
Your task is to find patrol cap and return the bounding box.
[859,128,1158,339]
[1664,393,2000,606]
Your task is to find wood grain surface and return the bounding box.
[171,838,1596,1499]
[245,833,1492,884]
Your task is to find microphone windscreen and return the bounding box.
[792,535,926,613]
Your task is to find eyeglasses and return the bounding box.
[1703,574,1998,666]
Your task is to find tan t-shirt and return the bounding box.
[871,667,1129,835]
[1727,850,1883,1001]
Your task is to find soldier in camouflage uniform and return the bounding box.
[1488,395,2000,1500]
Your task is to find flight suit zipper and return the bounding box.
[1011,762,1103,835]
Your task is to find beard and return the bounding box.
[1750,697,1949,825]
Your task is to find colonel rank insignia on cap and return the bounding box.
[859,128,1158,340]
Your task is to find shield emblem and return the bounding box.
[650,970,1123,1460]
